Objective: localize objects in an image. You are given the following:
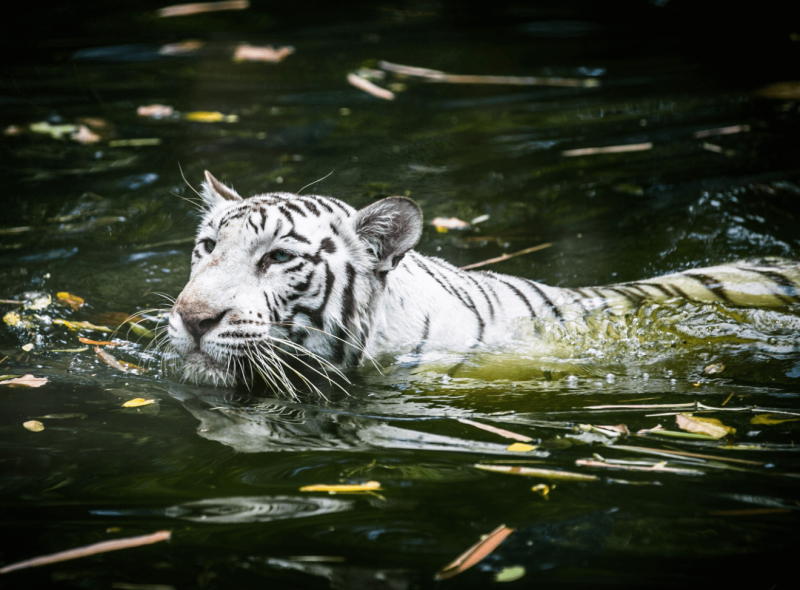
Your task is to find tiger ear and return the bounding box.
[202,170,242,206]
[354,197,422,274]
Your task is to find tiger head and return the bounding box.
[168,171,422,393]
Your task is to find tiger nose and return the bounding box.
[180,308,229,344]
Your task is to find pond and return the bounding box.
[2,1,800,588]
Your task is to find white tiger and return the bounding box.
[168,171,800,393]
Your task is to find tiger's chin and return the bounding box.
[181,351,238,388]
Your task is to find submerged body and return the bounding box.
[168,172,800,391]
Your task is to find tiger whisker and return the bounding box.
[296,170,335,196]
[260,338,350,396]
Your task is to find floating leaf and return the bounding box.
[79,338,118,347]
[676,413,735,439]
[495,566,526,583]
[474,464,598,482]
[125,321,155,339]
[96,348,144,374]
[300,481,381,493]
[1,375,49,388]
[57,292,85,310]
[233,44,294,63]
[507,443,537,452]
[25,294,52,311]
[21,343,33,352]
[3,311,24,327]
[704,363,725,375]
[137,104,175,118]
[23,420,44,432]
[531,484,550,499]
[184,111,239,123]
[72,125,101,144]
[54,319,112,333]
[750,414,800,425]
[122,398,155,408]
[435,525,514,581]
[431,217,470,232]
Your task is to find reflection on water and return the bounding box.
[166,495,353,523]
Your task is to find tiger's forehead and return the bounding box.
[204,193,355,238]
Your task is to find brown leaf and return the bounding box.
[676,413,735,439]
[95,347,144,374]
[1,375,49,388]
[79,338,118,347]
[435,525,514,580]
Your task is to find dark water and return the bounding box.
[2,1,800,588]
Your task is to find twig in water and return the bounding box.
[347,73,395,100]
[0,530,171,573]
[460,243,552,270]
[562,143,652,157]
[379,60,600,88]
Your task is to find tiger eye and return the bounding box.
[201,239,216,254]
[270,250,294,263]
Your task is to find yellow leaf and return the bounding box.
[54,319,112,333]
[1,375,49,388]
[4,311,22,326]
[126,321,155,339]
[184,111,239,123]
[122,398,155,408]
[57,292,86,310]
[299,481,380,493]
[21,343,34,352]
[675,413,735,439]
[23,420,44,432]
[750,414,800,425]
[495,566,526,582]
[531,483,550,498]
[506,443,537,452]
